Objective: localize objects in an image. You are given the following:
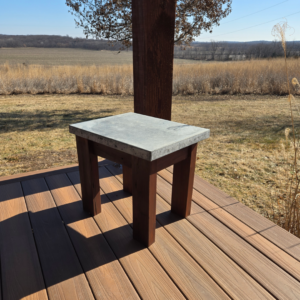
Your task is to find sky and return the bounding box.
[0,0,299,42]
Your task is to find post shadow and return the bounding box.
[2,162,295,299]
[0,174,144,300]
[0,203,146,299]
[0,162,191,299]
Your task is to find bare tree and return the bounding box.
[66,0,232,48]
[210,39,219,60]
[66,0,232,120]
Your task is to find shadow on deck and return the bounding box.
[0,160,300,300]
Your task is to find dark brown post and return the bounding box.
[76,136,101,216]
[122,164,132,194]
[132,0,176,121]
[171,143,197,217]
[132,157,157,246]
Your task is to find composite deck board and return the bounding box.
[98,166,230,299]
[21,178,95,300]
[0,159,112,187]
[0,182,48,300]
[1,160,300,299]
[168,166,300,262]
[45,173,140,300]
[106,164,274,299]
[158,169,300,281]
[154,172,300,299]
[68,170,185,300]
[187,211,300,299]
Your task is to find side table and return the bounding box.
[70,112,209,246]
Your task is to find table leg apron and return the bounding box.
[171,143,197,218]
[76,136,101,216]
[76,136,197,245]
[71,114,208,247]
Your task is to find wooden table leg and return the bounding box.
[123,165,132,194]
[171,143,197,218]
[132,157,157,247]
[76,136,101,216]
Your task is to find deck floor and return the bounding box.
[1,160,300,299]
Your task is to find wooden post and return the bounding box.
[132,157,157,246]
[132,0,176,121]
[122,164,132,194]
[171,143,197,217]
[76,136,101,216]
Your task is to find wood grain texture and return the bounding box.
[76,136,101,216]
[156,171,300,299]
[21,177,94,300]
[3,162,300,299]
[167,166,300,262]
[68,169,185,300]
[159,168,300,282]
[90,142,132,167]
[122,165,132,194]
[107,164,275,299]
[132,157,157,246]
[171,144,197,217]
[149,147,189,173]
[0,182,48,300]
[99,166,231,299]
[132,0,176,120]
[45,173,140,300]
[0,266,1,300]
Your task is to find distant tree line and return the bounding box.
[0,34,128,51]
[174,40,300,61]
[1,34,299,60]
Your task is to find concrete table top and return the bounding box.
[69,112,210,161]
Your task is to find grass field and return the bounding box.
[1,47,300,229]
[0,47,199,66]
[1,49,299,96]
[1,93,298,222]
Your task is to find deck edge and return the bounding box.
[0,159,114,186]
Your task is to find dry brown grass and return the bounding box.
[173,59,300,95]
[1,93,299,223]
[0,64,134,95]
[1,58,299,96]
[269,22,300,237]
